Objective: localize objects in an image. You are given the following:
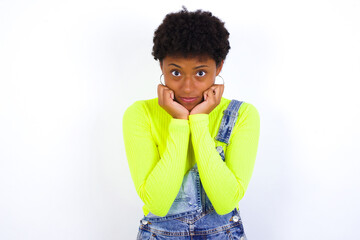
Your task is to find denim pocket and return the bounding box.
[228,224,246,240]
[137,229,156,240]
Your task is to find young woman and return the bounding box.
[123,7,260,240]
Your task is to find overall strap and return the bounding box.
[215,99,243,145]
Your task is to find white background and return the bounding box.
[1,0,359,239]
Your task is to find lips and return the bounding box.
[180,97,198,103]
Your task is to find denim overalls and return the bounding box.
[137,100,248,240]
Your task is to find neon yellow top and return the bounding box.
[122,97,260,217]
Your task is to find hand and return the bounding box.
[157,84,189,119]
[190,84,224,115]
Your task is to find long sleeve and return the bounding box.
[122,101,190,217]
[188,103,260,215]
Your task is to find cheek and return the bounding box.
[164,81,178,91]
[200,81,214,92]
[165,78,213,96]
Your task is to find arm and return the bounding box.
[122,101,190,217]
[188,103,260,215]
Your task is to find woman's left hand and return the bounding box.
[190,84,224,115]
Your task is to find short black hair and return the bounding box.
[152,6,230,67]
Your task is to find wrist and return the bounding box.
[174,115,188,120]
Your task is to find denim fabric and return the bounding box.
[138,100,247,239]
[137,207,247,240]
[215,100,243,145]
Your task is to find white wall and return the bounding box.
[1,0,359,239]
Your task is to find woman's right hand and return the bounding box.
[157,84,189,119]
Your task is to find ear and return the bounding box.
[216,60,224,75]
[159,60,163,71]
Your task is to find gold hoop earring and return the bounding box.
[215,75,225,85]
[160,74,165,86]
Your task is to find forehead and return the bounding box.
[163,54,215,66]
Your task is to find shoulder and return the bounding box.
[222,99,260,128]
[122,98,158,122]
[220,98,259,119]
[234,101,260,132]
[238,102,260,120]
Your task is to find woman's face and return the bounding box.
[160,55,223,111]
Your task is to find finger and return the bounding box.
[169,90,174,100]
[204,87,215,98]
[212,85,218,95]
[157,84,163,104]
[218,85,223,98]
[205,89,214,102]
[159,85,170,103]
[217,84,224,98]
[163,88,175,102]
[203,89,211,101]
[210,85,218,95]
[162,88,168,103]
[213,85,222,102]
[219,85,224,101]
[203,88,211,101]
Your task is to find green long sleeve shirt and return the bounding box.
[122,97,260,217]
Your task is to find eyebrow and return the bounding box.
[168,63,209,69]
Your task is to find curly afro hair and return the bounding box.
[152,6,230,67]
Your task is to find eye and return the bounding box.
[171,70,181,77]
[196,71,206,77]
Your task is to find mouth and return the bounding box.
[179,97,198,103]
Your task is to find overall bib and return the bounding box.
[137,100,248,240]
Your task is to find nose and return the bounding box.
[181,75,194,93]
